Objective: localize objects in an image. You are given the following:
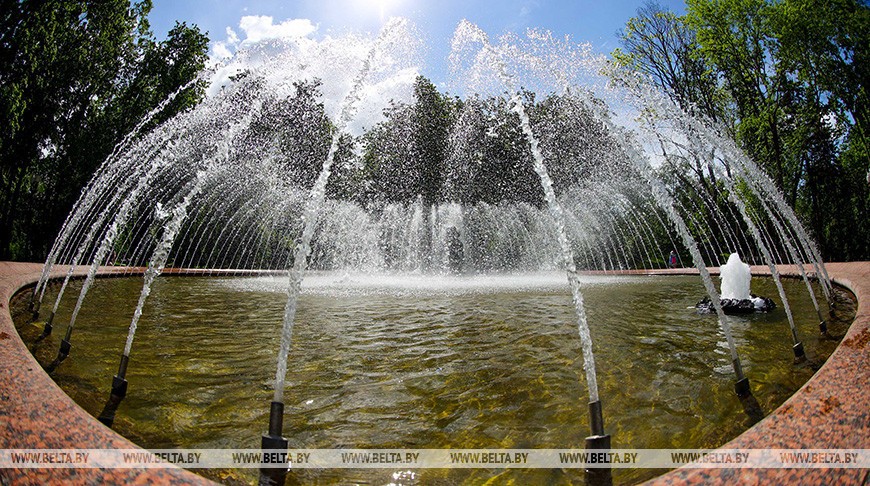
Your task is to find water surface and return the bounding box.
[14,272,855,484]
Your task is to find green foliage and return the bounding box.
[360,82,636,212]
[243,79,337,189]
[444,94,542,207]
[613,0,869,261]
[612,1,726,125]
[0,0,208,260]
[361,75,461,206]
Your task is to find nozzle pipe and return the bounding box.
[792,342,806,363]
[267,401,284,437]
[117,354,130,379]
[588,400,605,437]
[45,338,71,374]
[734,377,751,398]
[35,312,55,343]
[59,338,71,360]
[259,401,289,486]
[584,433,612,486]
[732,358,746,382]
[97,354,133,428]
[583,400,612,485]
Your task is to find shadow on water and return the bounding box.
[739,393,765,426]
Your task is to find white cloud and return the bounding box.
[238,16,317,43]
[209,17,318,62]
[205,15,421,136]
[347,67,418,135]
[519,0,541,18]
[226,26,240,45]
[209,27,240,61]
[211,41,234,60]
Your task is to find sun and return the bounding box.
[355,0,405,22]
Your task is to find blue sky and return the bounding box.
[148,0,687,86]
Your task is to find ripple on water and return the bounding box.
[14,273,855,485]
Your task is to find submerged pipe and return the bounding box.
[30,298,40,320]
[33,311,55,344]
[259,402,289,486]
[45,331,72,374]
[585,400,612,486]
[97,355,129,427]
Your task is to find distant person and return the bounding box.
[669,250,678,268]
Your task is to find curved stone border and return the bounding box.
[0,261,867,484]
[0,262,214,485]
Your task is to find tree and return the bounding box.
[361,75,458,206]
[0,1,209,260]
[686,0,869,259]
[773,0,869,159]
[444,94,543,207]
[612,1,726,125]
[611,0,868,260]
[529,91,632,196]
[610,1,733,201]
[771,0,870,259]
[411,76,454,207]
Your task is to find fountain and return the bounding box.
[696,253,776,314]
[13,16,852,486]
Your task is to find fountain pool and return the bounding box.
[13,272,854,484]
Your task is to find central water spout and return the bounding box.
[720,253,751,300]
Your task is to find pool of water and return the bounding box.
[13,272,855,484]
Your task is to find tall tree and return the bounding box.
[411,76,454,207]
[444,94,543,207]
[362,75,458,206]
[612,1,725,125]
[610,2,732,198]
[686,0,869,259]
[686,0,812,207]
[0,0,209,260]
[771,0,869,259]
[611,0,868,260]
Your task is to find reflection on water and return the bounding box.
[13,273,855,485]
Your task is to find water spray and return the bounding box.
[452,22,611,484]
[44,144,177,373]
[32,77,208,316]
[261,18,410,486]
[99,180,203,427]
[676,128,808,365]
